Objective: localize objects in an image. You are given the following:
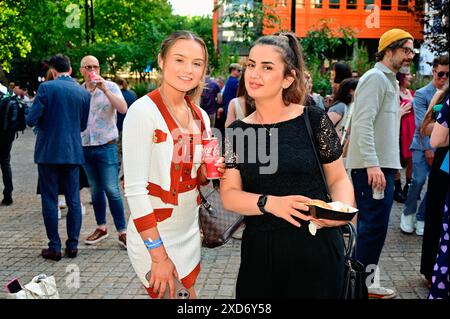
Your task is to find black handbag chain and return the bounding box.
[342,222,357,258]
[304,107,357,254]
[303,106,332,202]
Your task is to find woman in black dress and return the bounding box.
[220,33,355,298]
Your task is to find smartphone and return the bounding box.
[5,278,22,293]
[145,271,190,299]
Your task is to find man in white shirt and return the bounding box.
[347,28,415,299]
[79,55,128,249]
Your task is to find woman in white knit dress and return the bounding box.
[122,31,225,299]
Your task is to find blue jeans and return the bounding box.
[38,164,81,251]
[351,168,395,268]
[83,143,126,232]
[403,150,430,222]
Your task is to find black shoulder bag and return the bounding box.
[304,106,368,299]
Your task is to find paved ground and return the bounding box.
[0,129,429,299]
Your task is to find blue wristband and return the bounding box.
[144,238,163,250]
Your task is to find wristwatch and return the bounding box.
[257,195,270,215]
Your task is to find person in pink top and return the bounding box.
[393,67,415,203]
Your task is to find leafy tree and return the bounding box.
[350,43,373,77]
[94,0,173,42]
[214,0,283,51]
[182,16,217,71]
[301,19,357,96]
[20,0,82,61]
[72,0,174,77]
[3,0,215,83]
[300,19,356,63]
[0,0,32,72]
[409,0,448,56]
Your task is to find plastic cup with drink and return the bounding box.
[202,137,220,179]
[89,70,100,85]
[372,185,385,200]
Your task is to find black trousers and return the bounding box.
[0,131,15,198]
[420,147,449,280]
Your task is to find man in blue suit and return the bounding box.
[27,54,90,261]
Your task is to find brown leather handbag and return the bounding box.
[198,186,243,248]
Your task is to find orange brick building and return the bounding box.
[263,0,423,39]
[213,0,424,54]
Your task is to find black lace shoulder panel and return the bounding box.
[307,106,343,164]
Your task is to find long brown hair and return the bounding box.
[236,68,255,116]
[158,30,208,102]
[250,32,306,106]
[420,85,449,136]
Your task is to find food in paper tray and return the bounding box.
[304,200,358,221]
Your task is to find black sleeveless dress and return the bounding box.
[225,106,345,299]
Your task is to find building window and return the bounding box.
[296,0,305,9]
[311,0,323,8]
[398,0,408,10]
[381,0,392,10]
[279,0,287,6]
[364,0,374,7]
[347,0,357,9]
[329,0,340,9]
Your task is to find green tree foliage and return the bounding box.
[410,0,448,56]
[301,19,357,96]
[183,16,216,70]
[1,0,216,81]
[301,19,356,63]
[350,43,373,77]
[19,0,82,63]
[0,0,32,72]
[215,0,283,49]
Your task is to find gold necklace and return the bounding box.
[160,89,191,130]
[257,112,278,136]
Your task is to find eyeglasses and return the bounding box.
[82,65,100,70]
[400,47,415,57]
[437,71,449,78]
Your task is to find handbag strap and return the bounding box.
[342,222,357,258]
[303,106,332,202]
[198,185,218,209]
[198,187,209,206]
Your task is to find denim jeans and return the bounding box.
[351,168,395,268]
[83,143,126,232]
[403,150,430,222]
[38,164,81,251]
[0,131,15,199]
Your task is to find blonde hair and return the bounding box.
[158,31,208,102]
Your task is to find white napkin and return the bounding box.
[309,222,318,236]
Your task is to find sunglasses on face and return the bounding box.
[83,65,100,70]
[437,71,449,78]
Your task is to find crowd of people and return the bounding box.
[0,27,448,300]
